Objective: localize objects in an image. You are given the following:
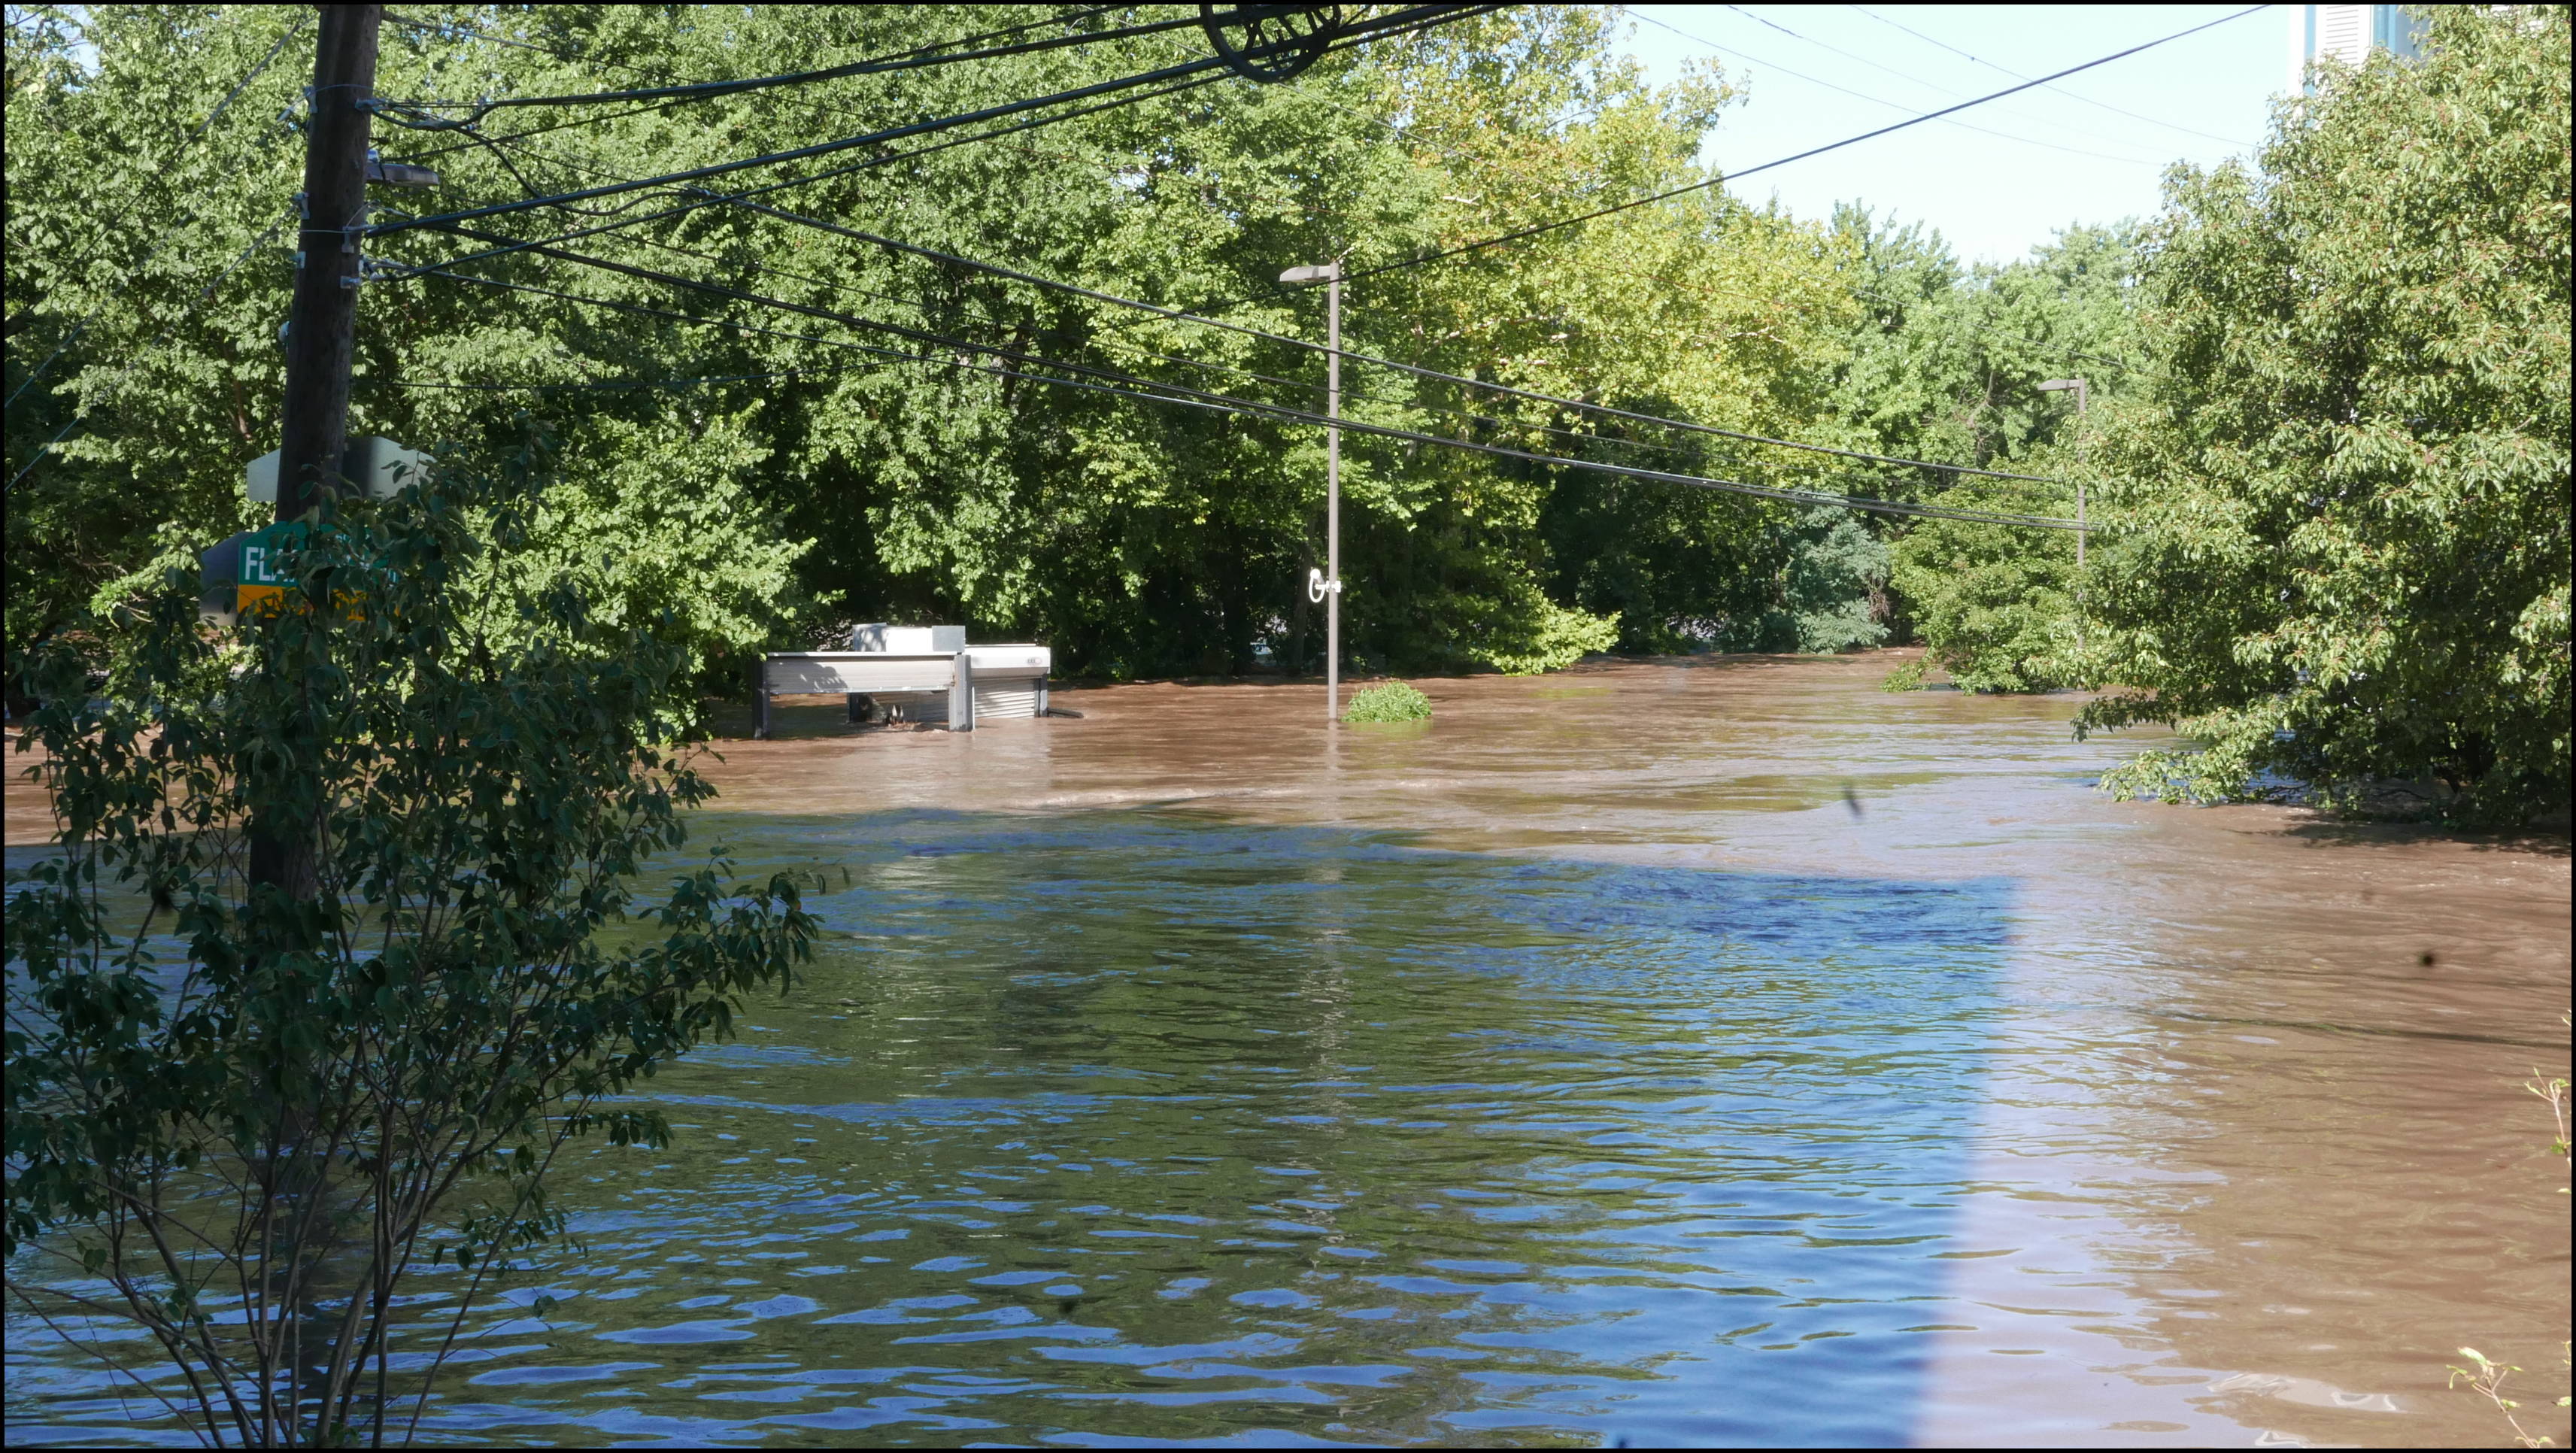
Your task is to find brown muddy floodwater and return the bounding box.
[6,652,2568,1448]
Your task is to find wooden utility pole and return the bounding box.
[275,4,381,522]
[250,4,380,899]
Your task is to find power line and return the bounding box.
[1843,2,2259,149]
[427,211,1975,499]
[394,68,1230,278]
[409,259,2086,532]
[398,130,1933,492]
[1632,11,2168,168]
[378,7,1495,278]
[686,196,2072,484]
[375,7,1127,168]
[369,5,1493,239]
[1270,6,2271,296]
[377,9,1209,128]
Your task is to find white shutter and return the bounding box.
[2316,5,2371,67]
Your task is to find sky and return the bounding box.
[1616,3,2292,265]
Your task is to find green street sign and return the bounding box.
[235,520,308,616]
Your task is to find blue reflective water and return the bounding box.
[5,807,2013,1447]
[330,808,2014,1448]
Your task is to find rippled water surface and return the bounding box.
[8,656,2568,1447]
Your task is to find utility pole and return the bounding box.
[275,5,382,522]
[1280,261,1341,721]
[250,4,381,899]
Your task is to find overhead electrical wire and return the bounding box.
[627,193,2072,484]
[375,6,1128,168]
[1710,4,2176,161]
[391,127,1903,493]
[1630,11,2167,168]
[396,104,2077,492]
[370,5,1495,239]
[412,212,1958,498]
[1843,2,2259,149]
[411,259,2087,532]
[383,4,1498,273]
[376,5,2092,496]
[1179,5,2268,305]
[378,8,1209,128]
[1291,84,2126,384]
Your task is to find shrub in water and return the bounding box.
[1344,681,1432,723]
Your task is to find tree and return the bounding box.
[1832,211,2142,685]
[8,5,1871,684]
[2080,5,2571,821]
[5,453,818,1446]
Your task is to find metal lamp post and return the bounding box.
[1281,261,1342,721]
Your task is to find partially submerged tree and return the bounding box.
[2080,5,2571,821]
[5,454,817,1446]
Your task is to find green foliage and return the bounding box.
[2080,5,2572,823]
[4,453,818,1445]
[1343,680,1432,723]
[1889,474,2080,692]
[1880,657,1927,693]
[6,5,1868,684]
[1834,211,2138,683]
[1782,514,1892,653]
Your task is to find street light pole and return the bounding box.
[1281,261,1342,721]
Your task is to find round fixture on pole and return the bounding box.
[1200,4,1344,83]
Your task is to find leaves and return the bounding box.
[5,450,816,1444]
[2080,6,2572,823]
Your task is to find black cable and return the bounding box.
[375,59,1225,235]
[1634,11,2165,168]
[411,144,1813,488]
[383,7,1118,86]
[378,8,1208,128]
[408,262,2085,532]
[372,5,1494,240]
[380,2,1452,275]
[435,211,1946,496]
[703,196,2073,484]
[393,68,1230,281]
[409,100,2064,496]
[1843,2,2257,148]
[376,7,1120,168]
[1167,6,2268,311]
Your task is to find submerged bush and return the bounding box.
[1344,681,1433,723]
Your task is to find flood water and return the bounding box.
[7,654,2569,1447]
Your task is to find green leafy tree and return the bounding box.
[2080,5,2571,821]
[5,455,818,1446]
[1831,211,2140,683]
[8,6,1868,684]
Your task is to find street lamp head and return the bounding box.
[2037,378,2083,392]
[1279,263,1340,285]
